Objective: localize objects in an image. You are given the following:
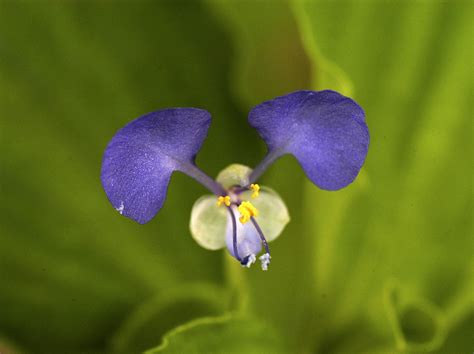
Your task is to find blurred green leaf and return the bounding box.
[384,280,446,352]
[292,0,473,352]
[208,0,311,109]
[146,314,285,354]
[110,283,230,354]
[0,1,245,352]
[0,335,24,354]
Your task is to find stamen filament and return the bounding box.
[250,217,270,255]
[227,206,241,262]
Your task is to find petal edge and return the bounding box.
[101,108,211,223]
[248,90,369,190]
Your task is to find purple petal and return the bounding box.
[249,90,369,190]
[101,108,211,224]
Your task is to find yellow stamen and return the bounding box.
[238,201,258,224]
[250,183,260,198]
[217,195,231,207]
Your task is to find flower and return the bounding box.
[189,164,290,269]
[100,90,370,270]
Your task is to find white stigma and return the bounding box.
[244,254,256,268]
[259,253,271,271]
[115,201,125,215]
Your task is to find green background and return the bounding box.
[0,0,472,353]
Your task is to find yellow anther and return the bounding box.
[238,201,258,224]
[217,195,231,207]
[250,183,260,198]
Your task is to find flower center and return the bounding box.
[215,183,271,270]
[216,183,260,222]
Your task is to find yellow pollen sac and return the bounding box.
[250,184,260,198]
[217,196,231,207]
[238,201,258,224]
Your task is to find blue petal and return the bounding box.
[101,108,211,224]
[249,90,369,190]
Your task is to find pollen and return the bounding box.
[217,195,231,207]
[238,201,258,224]
[250,183,260,198]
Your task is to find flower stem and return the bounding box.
[250,217,270,255]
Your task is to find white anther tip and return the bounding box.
[259,253,271,271]
[115,201,125,215]
[243,254,256,268]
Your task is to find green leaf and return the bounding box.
[110,283,230,354]
[207,0,311,108]
[0,335,24,354]
[292,0,473,352]
[146,314,285,354]
[384,280,446,352]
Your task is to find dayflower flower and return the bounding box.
[101,90,370,270]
